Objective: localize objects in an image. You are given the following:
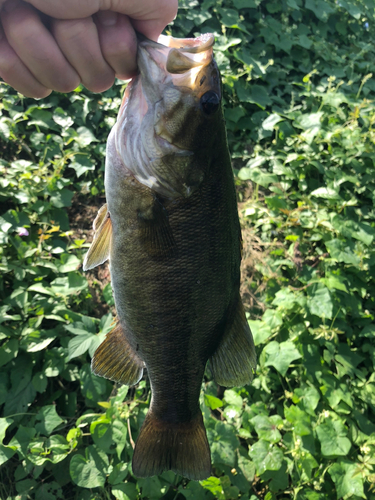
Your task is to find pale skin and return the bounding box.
[0,0,178,98]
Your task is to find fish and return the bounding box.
[83,32,256,481]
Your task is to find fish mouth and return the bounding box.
[113,33,220,199]
[136,32,219,96]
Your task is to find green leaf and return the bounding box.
[103,282,115,306]
[329,460,366,499]
[262,113,283,131]
[67,333,96,361]
[248,320,273,346]
[263,341,302,376]
[204,394,223,410]
[294,385,320,415]
[53,107,74,128]
[262,460,289,492]
[249,440,284,475]
[0,117,10,140]
[335,344,364,378]
[69,156,96,178]
[178,481,210,500]
[331,215,374,245]
[284,406,311,436]
[238,455,256,483]
[0,418,16,465]
[138,476,163,499]
[210,421,239,467]
[69,445,109,488]
[316,419,351,456]
[223,389,242,407]
[75,126,98,147]
[111,483,138,500]
[238,167,278,187]
[305,0,334,21]
[32,372,48,393]
[293,112,323,130]
[251,415,281,443]
[50,272,88,295]
[325,239,360,266]
[50,188,74,208]
[311,187,341,200]
[80,364,110,404]
[307,283,333,319]
[0,443,16,466]
[0,338,18,367]
[200,477,224,500]
[108,463,129,485]
[246,85,272,108]
[35,406,64,436]
[58,254,81,273]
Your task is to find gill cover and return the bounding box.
[112,33,221,199]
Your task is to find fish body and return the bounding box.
[83,33,256,480]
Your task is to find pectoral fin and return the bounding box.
[83,204,112,271]
[92,321,145,386]
[138,199,177,258]
[210,298,256,387]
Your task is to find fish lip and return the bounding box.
[136,32,216,89]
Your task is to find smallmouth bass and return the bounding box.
[83,33,256,480]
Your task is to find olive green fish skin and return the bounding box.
[107,106,241,424]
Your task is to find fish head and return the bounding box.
[113,33,223,199]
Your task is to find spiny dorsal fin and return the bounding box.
[91,321,145,386]
[83,204,112,271]
[132,411,211,480]
[210,298,256,387]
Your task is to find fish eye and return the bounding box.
[200,91,220,115]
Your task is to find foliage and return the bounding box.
[1,0,375,499]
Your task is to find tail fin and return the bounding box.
[132,411,211,481]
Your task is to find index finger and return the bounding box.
[20,0,178,39]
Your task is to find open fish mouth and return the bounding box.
[141,33,215,87]
[112,33,221,199]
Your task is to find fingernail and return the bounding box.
[3,0,20,13]
[97,11,118,26]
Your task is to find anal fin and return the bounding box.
[210,298,256,387]
[132,411,211,480]
[91,322,144,386]
[83,204,112,271]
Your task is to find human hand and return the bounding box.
[0,0,178,98]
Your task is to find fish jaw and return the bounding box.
[111,33,222,200]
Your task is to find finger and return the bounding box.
[95,11,137,81]
[52,16,115,93]
[108,0,179,41]
[22,0,101,18]
[0,20,51,97]
[21,0,178,35]
[1,1,80,93]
